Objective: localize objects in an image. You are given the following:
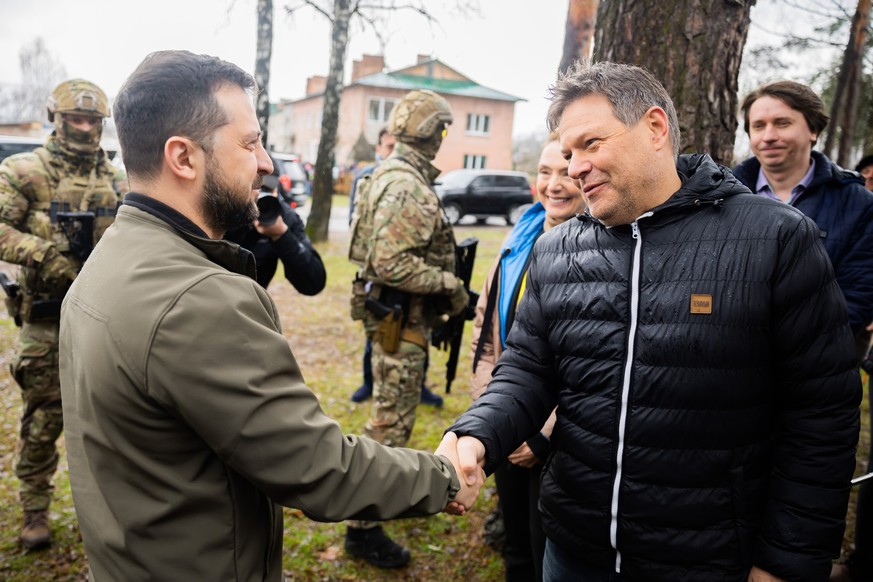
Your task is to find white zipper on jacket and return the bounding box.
[610,215,650,573]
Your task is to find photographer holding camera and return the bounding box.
[225,174,325,293]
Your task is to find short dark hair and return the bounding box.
[855,154,873,173]
[740,80,829,138]
[377,127,390,144]
[114,50,255,180]
[546,60,681,159]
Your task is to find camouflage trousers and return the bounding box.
[348,331,427,530]
[12,320,62,512]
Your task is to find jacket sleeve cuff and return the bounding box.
[435,454,462,501]
[526,432,551,463]
[753,535,833,582]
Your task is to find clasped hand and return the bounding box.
[434,431,486,516]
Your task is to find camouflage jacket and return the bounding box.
[360,142,456,287]
[352,142,458,330]
[0,136,121,303]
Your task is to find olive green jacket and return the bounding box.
[60,199,459,582]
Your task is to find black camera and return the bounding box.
[256,192,281,226]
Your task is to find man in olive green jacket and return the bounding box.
[58,50,482,581]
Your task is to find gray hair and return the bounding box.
[547,61,681,159]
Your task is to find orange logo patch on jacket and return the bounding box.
[690,294,712,314]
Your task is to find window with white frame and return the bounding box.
[368,98,396,123]
[463,155,487,169]
[466,113,490,135]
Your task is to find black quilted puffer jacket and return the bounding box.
[449,154,861,582]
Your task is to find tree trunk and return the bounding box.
[863,74,873,156]
[826,0,871,166]
[559,0,599,74]
[593,0,756,165]
[306,0,350,243]
[255,0,273,148]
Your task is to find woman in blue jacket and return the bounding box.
[469,131,586,581]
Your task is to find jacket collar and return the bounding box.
[123,192,257,278]
[391,142,442,184]
[734,150,863,195]
[578,154,748,228]
[43,134,107,171]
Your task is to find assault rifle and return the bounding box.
[50,202,95,263]
[56,212,95,262]
[431,237,479,393]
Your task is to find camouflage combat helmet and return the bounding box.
[388,90,453,142]
[47,79,110,121]
[47,79,109,155]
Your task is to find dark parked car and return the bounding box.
[434,169,533,225]
[269,151,310,209]
[0,135,43,162]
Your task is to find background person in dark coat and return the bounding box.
[732,81,873,357]
[225,174,326,294]
[440,61,862,582]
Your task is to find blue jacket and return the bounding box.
[734,151,873,334]
[496,201,546,347]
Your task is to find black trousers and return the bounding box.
[854,371,872,577]
[494,460,546,582]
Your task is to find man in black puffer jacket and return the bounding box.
[441,61,861,582]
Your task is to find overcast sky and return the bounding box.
[0,1,835,143]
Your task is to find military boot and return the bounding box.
[345,525,410,568]
[20,510,51,550]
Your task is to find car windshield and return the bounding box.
[438,171,473,189]
[277,159,307,181]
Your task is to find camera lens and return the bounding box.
[256,192,281,226]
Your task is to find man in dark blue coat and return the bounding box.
[439,62,862,582]
[733,80,873,358]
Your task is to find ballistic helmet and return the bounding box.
[47,79,110,122]
[388,90,453,142]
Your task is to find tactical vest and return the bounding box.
[348,157,456,333]
[19,147,120,319]
[349,157,454,275]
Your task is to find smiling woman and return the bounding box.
[468,130,585,581]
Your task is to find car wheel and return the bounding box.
[444,203,462,225]
[505,203,531,226]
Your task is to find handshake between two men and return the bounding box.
[435,432,486,516]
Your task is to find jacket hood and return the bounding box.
[667,153,749,208]
[576,154,750,227]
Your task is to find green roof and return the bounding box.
[351,72,524,103]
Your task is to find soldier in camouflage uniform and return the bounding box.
[346,89,469,568]
[0,79,121,550]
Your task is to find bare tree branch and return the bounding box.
[774,0,847,20]
[286,0,334,22]
[750,21,848,48]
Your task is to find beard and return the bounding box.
[201,156,261,236]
